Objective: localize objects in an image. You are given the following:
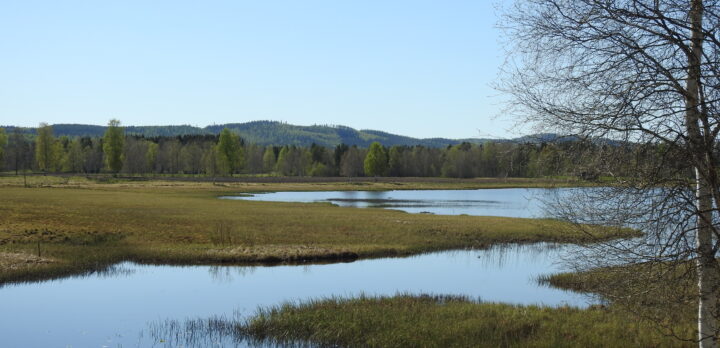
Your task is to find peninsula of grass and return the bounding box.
[0,176,635,284]
[230,262,697,347]
[157,262,698,347]
[193,295,690,348]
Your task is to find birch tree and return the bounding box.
[35,123,57,173]
[102,119,124,174]
[501,0,720,346]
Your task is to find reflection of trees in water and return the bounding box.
[208,265,257,283]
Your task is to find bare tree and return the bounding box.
[8,128,31,177]
[122,137,150,174]
[501,0,720,346]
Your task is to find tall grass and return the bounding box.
[148,294,692,348]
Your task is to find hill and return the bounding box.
[1,121,503,148]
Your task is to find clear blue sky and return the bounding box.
[0,0,516,139]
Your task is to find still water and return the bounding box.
[222,188,566,218]
[0,188,588,347]
[0,244,587,347]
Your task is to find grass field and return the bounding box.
[0,175,633,284]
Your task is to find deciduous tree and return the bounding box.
[35,123,57,173]
[216,128,243,175]
[102,119,124,174]
[262,146,277,173]
[502,0,720,345]
[364,142,388,177]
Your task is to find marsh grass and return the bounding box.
[542,262,702,343]
[0,177,636,284]
[149,294,692,348]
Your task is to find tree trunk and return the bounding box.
[697,169,718,347]
[688,1,718,346]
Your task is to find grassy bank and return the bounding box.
[196,295,690,347]
[0,177,634,284]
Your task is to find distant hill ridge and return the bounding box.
[0,121,555,148]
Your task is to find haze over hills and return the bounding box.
[1,121,545,148]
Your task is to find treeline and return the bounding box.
[0,122,642,179]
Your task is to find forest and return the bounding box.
[0,122,649,179]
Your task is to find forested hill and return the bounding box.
[1,121,501,148]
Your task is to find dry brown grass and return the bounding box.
[0,252,56,271]
[0,177,634,284]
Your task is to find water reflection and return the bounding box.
[208,265,257,283]
[221,189,555,217]
[0,262,137,289]
[141,244,587,348]
[0,243,590,347]
[473,243,568,269]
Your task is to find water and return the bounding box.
[0,188,591,347]
[0,244,587,347]
[222,188,565,218]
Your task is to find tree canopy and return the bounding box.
[216,128,244,175]
[364,142,389,177]
[35,123,57,172]
[102,119,125,173]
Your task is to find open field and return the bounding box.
[0,176,634,284]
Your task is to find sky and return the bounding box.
[0,0,517,139]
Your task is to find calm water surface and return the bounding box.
[0,244,587,347]
[222,188,568,217]
[0,188,589,347]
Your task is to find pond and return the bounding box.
[221,188,571,218]
[0,188,592,347]
[0,244,588,348]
